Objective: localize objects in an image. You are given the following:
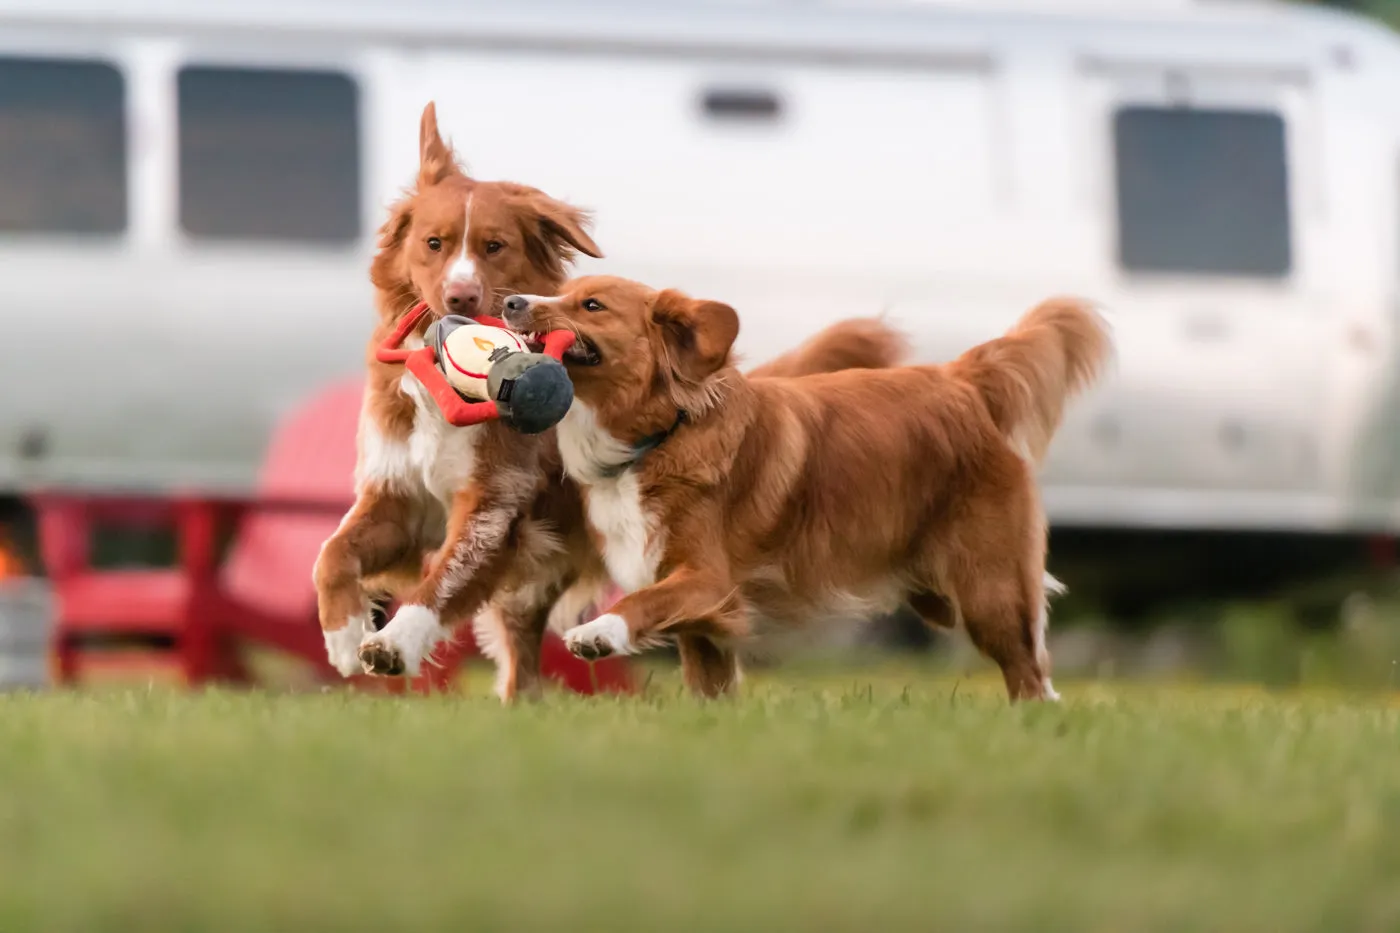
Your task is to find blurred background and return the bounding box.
[4,0,1400,692]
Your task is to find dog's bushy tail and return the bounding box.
[948,297,1112,464]
[746,318,908,379]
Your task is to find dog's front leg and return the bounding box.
[562,566,746,676]
[356,483,524,678]
[313,487,422,677]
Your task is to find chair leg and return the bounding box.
[53,634,79,685]
[180,607,220,687]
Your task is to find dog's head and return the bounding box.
[371,103,603,321]
[501,275,740,419]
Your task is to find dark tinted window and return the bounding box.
[1114,106,1291,277]
[178,67,359,242]
[0,57,126,235]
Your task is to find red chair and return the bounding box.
[34,494,251,685]
[31,379,632,695]
[216,379,368,681]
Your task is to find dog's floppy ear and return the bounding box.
[376,198,413,251]
[418,101,462,187]
[513,188,604,278]
[527,190,603,258]
[651,289,739,384]
[369,197,415,293]
[536,194,603,260]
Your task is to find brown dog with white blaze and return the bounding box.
[312,104,909,701]
[500,276,1112,701]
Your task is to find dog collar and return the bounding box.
[598,409,689,479]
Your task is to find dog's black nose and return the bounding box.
[504,296,529,313]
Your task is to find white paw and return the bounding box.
[563,613,633,661]
[324,615,371,678]
[545,579,612,635]
[358,605,450,677]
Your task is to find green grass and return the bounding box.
[3,664,1400,932]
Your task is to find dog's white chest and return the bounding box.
[585,473,661,594]
[400,371,481,505]
[558,402,662,593]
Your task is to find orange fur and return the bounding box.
[746,318,908,379]
[313,103,908,699]
[946,299,1110,464]
[504,276,1112,702]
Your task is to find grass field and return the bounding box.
[3,662,1400,933]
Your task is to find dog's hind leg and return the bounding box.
[676,634,741,699]
[959,578,1055,702]
[908,590,956,631]
[473,588,555,704]
[913,472,1057,703]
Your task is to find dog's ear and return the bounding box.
[514,188,604,278]
[540,199,603,260]
[376,198,412,251]
[651,289,739,383]
[369,197,415,293]
[418,101,462,187]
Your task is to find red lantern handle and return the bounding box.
[374,302,576,428]
[375,302,429,364]
[541,329,577,361]
[405,348,499,426]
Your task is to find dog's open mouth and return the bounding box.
[564,338,602,366]
[522,331,601,366]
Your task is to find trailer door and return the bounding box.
[1080,59,1330,525]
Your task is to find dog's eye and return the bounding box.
[426,237,442,252]
[484,240,504,255]
[582,298,605,312]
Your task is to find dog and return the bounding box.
[313,104,908,701]
[500,276,1112,701]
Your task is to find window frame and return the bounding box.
[1111,102,1294,280]
[1075,61,1314,288]
[174,62,363,247]
[0,53,129,239]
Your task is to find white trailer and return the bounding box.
[0,0,1397,535]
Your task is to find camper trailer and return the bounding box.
[2,0,1400,535]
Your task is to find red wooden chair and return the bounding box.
[215,379,369,684]
[34,493,251,684]
[31,379,631,695]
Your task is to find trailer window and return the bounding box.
[1113,106,1291,277]
[178,66,359,243]
[0,57,126,235]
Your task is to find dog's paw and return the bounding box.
[323,617,370,678]
[356,606,448,677]
[358,636,407,677]
[563,614,633,661]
